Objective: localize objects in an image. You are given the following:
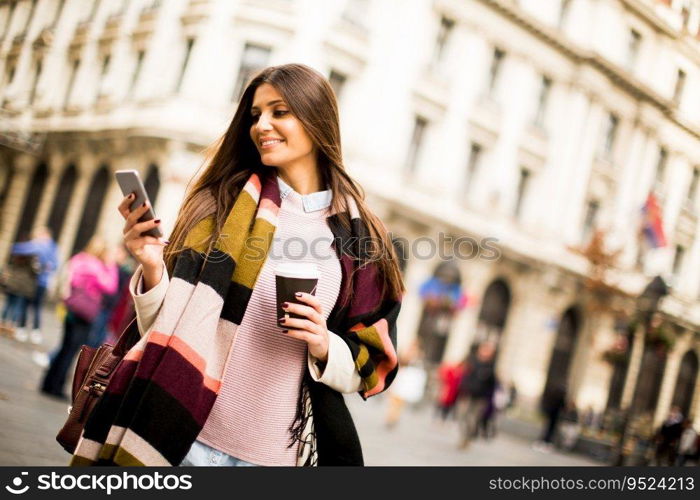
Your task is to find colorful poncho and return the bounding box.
[70,171,400,466]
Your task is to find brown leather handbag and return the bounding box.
[56,315,141,454]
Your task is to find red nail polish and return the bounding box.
[282,329,288,333]
[154,219,161,224]
[142,202,147,207]
[278,317,286,323]
[282,302,289,309]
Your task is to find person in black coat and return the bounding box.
[457,340,497,448]
[534,383,567,451]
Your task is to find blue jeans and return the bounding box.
[1,293,27,324]
[41,313,92,397]
[23,284,47,330]
[86,308,111,348]
[179,440,257,467]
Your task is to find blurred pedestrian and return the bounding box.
[675,420,698,466]
[557,400,581,451]
[652,406,684,466]
[417,265,467,363]
[457,340,497,449]
[385,342,426,429]
[40,235,118,399]
[533,383,567,453]
[481,380,511,439]
[7,226,59,344]
[86,245,134,348]
[0,237,40,337]
[434,358,466,423]
[103,246,137,346]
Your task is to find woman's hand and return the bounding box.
[117,194,168,272]
[279,292,329,362]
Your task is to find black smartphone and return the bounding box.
[115,169,163,238]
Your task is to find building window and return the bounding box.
[688,167,699,205]
[465,142,482,192]
[22,0,37,35]
[95,54,110,101]
[2,1,17,40]
[63,58,80,108]
[627,29,641,70]
[673,69,686,105]
[600,112,618,158]
[128,50,145,97]
[655,146,668,187]
[118,0,130,16]
[5,62,16,88]
[534,75,552,128]
[406,116,428,174]
[342,0,369,30]
[28,59,42,105]
[175,38,195,93]
[84,0,102,23]
[486,47,505,97]
[514,168,531,218]
[51,0,66,28]
[328,69,347,98]
[582,200,599,242]
[232,43,271,102]
[672,245,685,278]
[558,0,571,28]
[433,15,454,64]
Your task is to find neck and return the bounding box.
[276,161,323,195]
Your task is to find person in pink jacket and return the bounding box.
[40,236,118,399]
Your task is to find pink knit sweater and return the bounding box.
[196,185,342,465]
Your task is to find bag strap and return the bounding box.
[111,312,141,358]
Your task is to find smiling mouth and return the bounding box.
[260,139,284,149]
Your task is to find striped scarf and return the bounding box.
[70,171,400,466]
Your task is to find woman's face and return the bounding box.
[249,83,316,170]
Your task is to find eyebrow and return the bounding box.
[251,99,286,111]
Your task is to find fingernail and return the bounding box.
[278,317,286,323]
[154,219,161,224]
[282,329,288,333]
[282,302,289,309]
[163,240,170,244]
[129,193,135,199]
[294,292,302,297]
[142,202,147,207]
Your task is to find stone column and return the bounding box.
[32,154,64,233]
[394,231,433,355]
[653,332,691,426]
[55,155,94,263]
[619,321,646,410]
[0,153,34,263]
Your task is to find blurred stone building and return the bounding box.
[1,0,699,431]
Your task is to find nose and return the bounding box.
[255,112,273,132]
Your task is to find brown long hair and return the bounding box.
[164,63,404,300]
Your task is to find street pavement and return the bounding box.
[0,304,599,466]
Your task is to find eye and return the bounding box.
[274,110,289,117]
[251,114,260,122]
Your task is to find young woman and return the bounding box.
[70,64,403,467]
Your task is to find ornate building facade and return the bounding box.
[1,0,699,433]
